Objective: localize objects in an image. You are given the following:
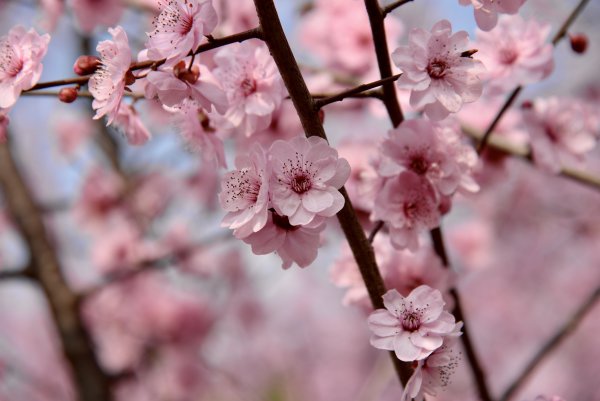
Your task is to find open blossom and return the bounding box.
[368,286,459,362]
[523,97,599,173]
[242,211,326,269]
[69,0,123,33]
[146,0,217,63]
[89,26,132,125]
[379,119,479,198]
[372,171,440,251]
[219,144,270,238]
[112,104,151,146]
[392,20,485,120]
[145,59,226,112]
[459,0,526,31]
[475,15,553,92]
[270,136,351,226]
[212,42,286,137]
[0,26,50,108]
[176,101,226,167]
[401,330,462,401]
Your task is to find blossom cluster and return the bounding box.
[368,285,462,401]
[219,135,350,269]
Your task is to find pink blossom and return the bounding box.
[242,211,326,269]
[299,0,404,77]
[372,171,440,251]
[475,15,553,92]
[112,104,152,146]
[331,234,452,309]
[401,331,462,401]
[368,286,459,362]
[523,97,599,173]
[379,119,479,198]
[219,144,271,238]
[175,101,227,167]
[89,26,132,125]
[53,114,95,156]
[39,0,64,32]
[69,0,123,33]
[144,58,227,112]
[0,26,50,108]
[212,41,286,137]
[214,0,258,35]
[90,221,145,274]
[146,0,218,63]
[337,139,380,213]
[392,20,485,120]
[459,0,526,31]
[75,166,124,224]
[270,135,351,226]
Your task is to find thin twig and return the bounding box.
[21,90,144,99]
[477,0,591,154]
[382,0,414,16]
[314,74,402,108]
[430,227,494,401]
[363,0,404,126]
[368,220,385,244]
[311,89,384,102]
[253,0,413,386]
[499,286,600,401]
[24,27,263,93]
[463,126,600,192]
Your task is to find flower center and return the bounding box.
[499,47,518,65]
[291,173,312,194]
[240,78,257,97]
[427,59,448,79]
[401,311,421,331]
[178,12,194,36]
[0,42,23,77]
[409,156,429,175]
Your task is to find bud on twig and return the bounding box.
[58,87,79,103]
[569,33,588,54]
[73,55,101,75]
[173,60,201,84]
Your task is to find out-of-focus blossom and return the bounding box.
[145,59,227,112]
[338,139,380,213]
[146,0,218,63]
[215,0,258,34]
[0,26,50,108]
[331,234,452,309]
[270,135,350,226]
[75,166,124,224]
[401,330,462,401]
[220,144,270,238]
[368,286,459,361]
[300,0,403,77]
[112,104,152,146]
[372,171,440,251]
[39,0,64,32]
[89,26,132,125]
[176,101,227,167]
[69,0,123,33]
[53,114,95,156]
[242,211,326,269]
[459,0,526,31]
[379,119,479,198]
[212,41,286,137]
[523,97,599,173]
[475,15,553,92]
[392,20,485,120]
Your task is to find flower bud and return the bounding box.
[569,33,588,54]
[521,100,533,110]
[58,87,79,103]
[173,60,200,84]
[73,55,101,75]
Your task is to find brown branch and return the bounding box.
[21,90,145,99]
[252,0,413,386]
[382,0,414,16]
[363,0,404,126]
[311,89,384,102]
[0,267,34,281]
[314,73,402,108]
[499,286,600,401]
[464,126,600,192]
[477,0,591,154]
[24,27,262,93]
[0,139,112,401]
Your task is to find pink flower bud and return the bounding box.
[58,87,79,103]
[173,60,200,84]
[73,55,101,76]
[569,33,588,54]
